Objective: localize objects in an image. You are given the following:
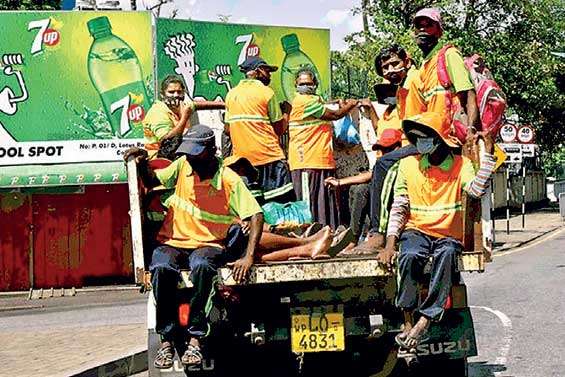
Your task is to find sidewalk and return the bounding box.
[493,207,564,252]
[0,290,147,377]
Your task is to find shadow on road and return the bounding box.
[469,361,507,377]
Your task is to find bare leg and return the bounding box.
[258,232,312,251]
[260,227,333,262]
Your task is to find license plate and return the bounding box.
[290,312,345,352]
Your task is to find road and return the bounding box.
[1,228,563,377]
[467,228,565,377]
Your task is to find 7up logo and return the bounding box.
[28,18,62,55]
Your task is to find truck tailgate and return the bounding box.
[218,251,485,286]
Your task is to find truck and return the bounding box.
[126,144,491,377]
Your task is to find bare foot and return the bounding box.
[311,226,333,259]
[403,316,430,349]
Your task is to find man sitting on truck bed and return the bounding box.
[378,112,496,352]
[125,124,264,369]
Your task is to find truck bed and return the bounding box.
[217,251,485,286]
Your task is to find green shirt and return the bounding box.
[423,43,474,93]
[155,156,262,220]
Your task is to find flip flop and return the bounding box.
[302,222,323,238]
[395,332,429,351]
[328,227,355,257]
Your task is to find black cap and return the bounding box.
[239,56,278,73]
[176,124,216,156]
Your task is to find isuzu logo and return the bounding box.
[416,338,471,356]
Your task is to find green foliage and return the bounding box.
[0,0,60,10]
[333,0,565,167]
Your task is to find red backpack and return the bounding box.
[437,45,507,143]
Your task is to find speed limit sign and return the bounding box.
[517,125,535,143]
[499,124,517,143]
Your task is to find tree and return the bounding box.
[335,0,565,165]
[0,0,60,9]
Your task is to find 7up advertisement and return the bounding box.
[156,19,330,104]
[0,11,153,167]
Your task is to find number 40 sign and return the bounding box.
[517,125,535,144]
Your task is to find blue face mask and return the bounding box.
[416,137,438,155]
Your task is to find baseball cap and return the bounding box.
[372,128,403,150]
[239,56,278,73]
[413,8,443,28]
[176,124,216,156]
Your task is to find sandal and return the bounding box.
[154,344,175,369]
[181,343,203,366]
[395,332,429,352]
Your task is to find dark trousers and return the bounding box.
[348,183,370,242]
[396,229,462,321]
[369,145,418,233]
[291,168,339,229]
[150,225,245,341]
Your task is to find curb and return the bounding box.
[493,225,564,253]
[70,349,148,377]
[0,284,139,298]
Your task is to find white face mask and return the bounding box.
[296,83,317,95]
[416,137,438,155]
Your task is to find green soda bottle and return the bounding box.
[87,16,149,137]
[280,33,322,102]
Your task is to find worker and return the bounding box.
[379,112,496,352]
[326,44,418,255]
[143,75,225,156]
[324,128,404,252]
[224,56,295,204]
[288,68,358,229]
[124,124,263,369]
[405,8,479,144]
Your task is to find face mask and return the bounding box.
[258,75,271,86]
[416,33,438,47]
[296,84,317,95]
[416,137,438,155]
[163,94,184,108]
[383,96,397,106]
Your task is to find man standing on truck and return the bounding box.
[379,112,496,351]
[288,68,358,228]
[143,75,225,156]
[125,124,264,369]
[405,8,479,141]
[225,56,295,204]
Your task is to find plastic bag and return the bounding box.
[333,114,361,147]
[262,201,313,225]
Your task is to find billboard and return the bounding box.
[155,19,330,105]
[0,11,153,167]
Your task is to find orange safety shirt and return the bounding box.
[404,44,473,120]
[394,153,475,242]
[288,93,335,170]
[143,100,195,154]
[155,156,262,249]
[225,79,285,166]
[375,66,418,148]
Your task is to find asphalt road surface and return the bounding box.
[467,228,565,377]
